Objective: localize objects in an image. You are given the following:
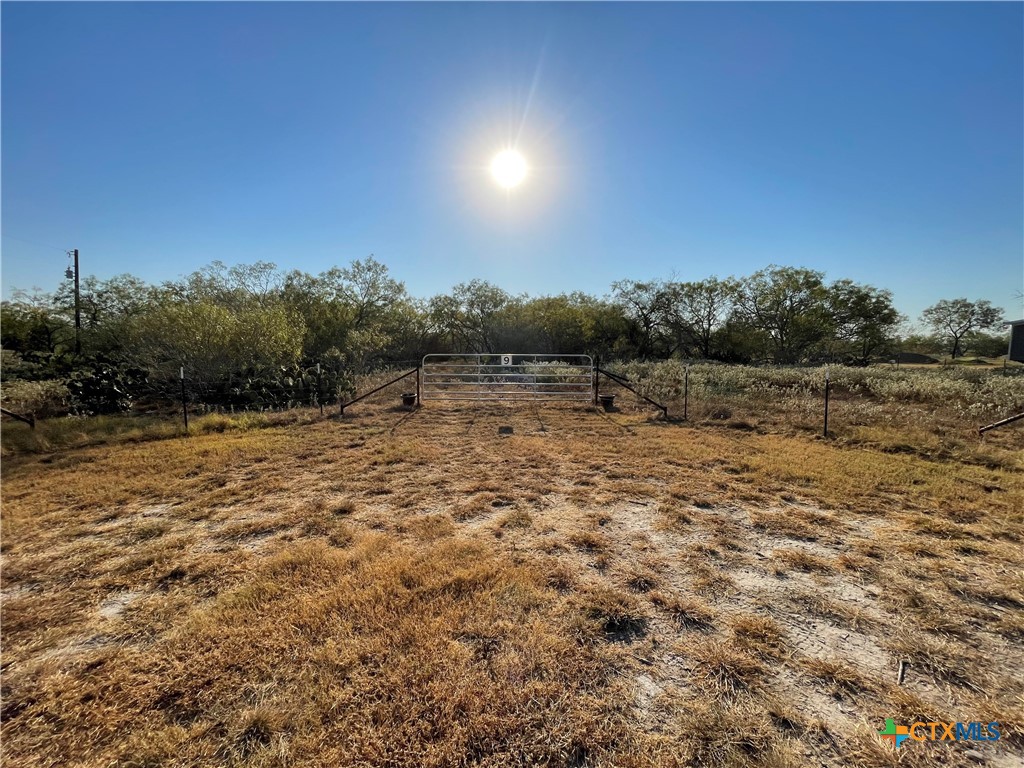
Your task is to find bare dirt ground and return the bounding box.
[2,401,1022,767]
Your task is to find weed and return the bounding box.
[729,614,786,658]
[578,585,648,640]
[499,509,533,529]
[649,590,716,631]
[769,548,835,575]
[685,638,765,695]
[568,530,610,552]
[800,658,875,696]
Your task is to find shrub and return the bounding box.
[606,361,1024,420]
[0,379,70,417]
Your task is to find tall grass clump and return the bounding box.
[1,410,283,456]
[609,361,1024,421]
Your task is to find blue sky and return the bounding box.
[2,2,1022,323]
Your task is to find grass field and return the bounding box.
[2,391,1023,766]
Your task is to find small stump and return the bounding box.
[599,394,616,412]
[401,393,417,407]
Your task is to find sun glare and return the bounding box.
[490,149,527,189]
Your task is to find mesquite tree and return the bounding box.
[921,299,1002,359]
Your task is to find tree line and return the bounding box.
[0,257,1008,413]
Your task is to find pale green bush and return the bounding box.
[607,362,1024,420]
[0,379,70,418]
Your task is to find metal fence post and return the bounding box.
[593,355,600,405]
[823,368,830,438]
[684,364,689,421]
[317,362,324,416]
[180,366,189,431]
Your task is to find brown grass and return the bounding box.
[769,548,835,575]
[730,614,786,659]
[2,397,1022,766]
[800,657,876,696]
[649,590,717,631]
[684,638,765,695]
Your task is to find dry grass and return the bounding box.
[684,638,766,695]
[729,614,786,659]
[577,584,649,641]
[648,590,717,631]
[800,658,876,696]
[2,396,1022,766]
[769,548,836,575]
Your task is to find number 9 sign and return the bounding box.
[501,354,513,366]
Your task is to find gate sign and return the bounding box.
[420,353,594,402]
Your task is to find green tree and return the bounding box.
[123,300,305,389]
[429,280,512,353]
[280,256,408,366]
[338,256,407,332]
[828,280,902,364]
[53,274,162,354]
[0,290,70,355]
[516,293,601,354]
[610,279,673,359]
[731,266,831,363]
[898,330,943,358]
[921,299,1002,358]
[963,330,1010,358]
[280,269,349,359]
[172,260,283,308]
[661,277,738,359]
[381,297,434,362]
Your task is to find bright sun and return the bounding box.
[490,149,527,188]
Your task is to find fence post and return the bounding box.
[180,366,189,431]
[317,362,324,416]
[823,368,830,438]
[593,355,600,405]
[684,364,689,421]
[416,364,421,405]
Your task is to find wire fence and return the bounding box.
[4,356,1022,442]
[174,361,413,414]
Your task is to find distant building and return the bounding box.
[1008,320,1024,363]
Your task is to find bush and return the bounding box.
[606,361,1024,420]
[66,359,148,415]
[0,379,70,418]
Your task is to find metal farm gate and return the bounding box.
[420,354,595,403]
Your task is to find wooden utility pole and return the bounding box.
[73,249,81,355]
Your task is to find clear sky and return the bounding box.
[2,2,1022,323]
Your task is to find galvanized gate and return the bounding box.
[420,354,595,402]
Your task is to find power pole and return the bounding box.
[73,249,81,355]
